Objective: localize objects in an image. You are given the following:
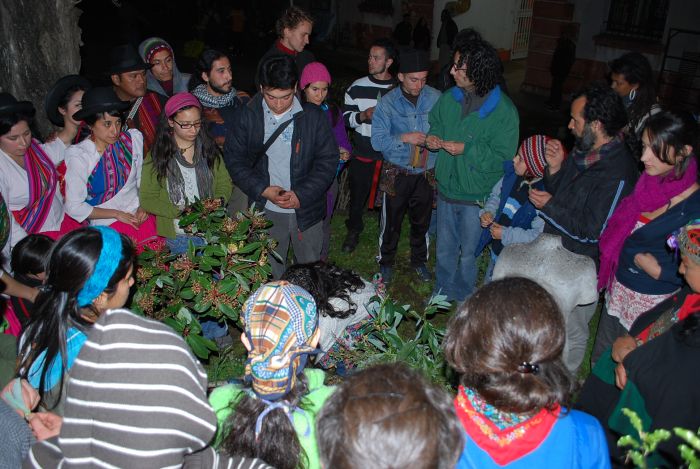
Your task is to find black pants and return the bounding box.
[345,158,379,234]
[378,172,433,267]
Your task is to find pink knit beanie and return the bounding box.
[300,62,331,89]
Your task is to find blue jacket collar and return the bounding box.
[450,85,502,119]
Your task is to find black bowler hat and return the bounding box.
[399,49,430,73]
[72,87,130,121]
[106,44,152,75]
[44,75,92,126]
[0,92,35,117]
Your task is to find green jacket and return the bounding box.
[139,156,233,238]
[209,368,334,469]
[428,86,519,202]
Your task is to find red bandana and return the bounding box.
[454,386,561,465]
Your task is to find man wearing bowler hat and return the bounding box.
[370,49,440,284]
[108,44,166,153]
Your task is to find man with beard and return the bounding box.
[529,83,639,373]
[341,38,397,253]
[190,49,250,213]
[371,50,440,284]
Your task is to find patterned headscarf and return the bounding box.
[242,281,318,401]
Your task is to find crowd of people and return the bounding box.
[0,4,699,468]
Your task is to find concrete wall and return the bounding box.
[431,0,520,59]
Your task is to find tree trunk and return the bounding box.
[0,0,82,137]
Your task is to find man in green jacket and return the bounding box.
[426,39,519,302]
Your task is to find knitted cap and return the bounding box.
[242,281,318,401]
[300,62,331,89]
[519,134,552,179]
[165,92,202,117]
[138,37,174,64]
[678,222,700,265]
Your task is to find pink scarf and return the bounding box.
[598,156,698,290]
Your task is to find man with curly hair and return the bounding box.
[258,6,315,79]
[426,39,519,303]
[529,83,639,373]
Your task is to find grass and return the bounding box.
[205,207,599,385]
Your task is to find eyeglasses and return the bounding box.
[171,119,202,130]
[451,63,468,72]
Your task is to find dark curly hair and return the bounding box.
[455,38,503,97]
[316,363,464,469]
[443,277,574,414]
[610,52,657,131]
[281,262,364,319]
[573,82,629,138]
[275,6,313,37]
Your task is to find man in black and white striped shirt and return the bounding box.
[24,308,271,469]
[341,38,397,253]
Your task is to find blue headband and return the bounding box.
[76,226,123,307]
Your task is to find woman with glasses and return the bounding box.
[140,92,232,253]
[64,87,159,247]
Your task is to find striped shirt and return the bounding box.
[343,75,396,159]
[24,308,272,469]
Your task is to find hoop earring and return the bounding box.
[629,88,636,101]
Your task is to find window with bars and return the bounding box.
[605,0,669,40]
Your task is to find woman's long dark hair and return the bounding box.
[150,105,221,184]
[610,52,657,132]
[282,262,364,319]
[221,377,309,469]
[17,228,134,409]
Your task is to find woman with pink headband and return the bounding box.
[140,92,232,254]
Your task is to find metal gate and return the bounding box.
[511,0,534,60]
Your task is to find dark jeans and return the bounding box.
[345,158,379,234]
[378,172,433,267]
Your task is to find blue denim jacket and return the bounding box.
[370,85,441,173]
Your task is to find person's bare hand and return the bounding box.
[490,222,503,239]
[339,148,351,161]
[634,253,662,280]
[28,412,63,441]
[441,140,465,156]
[528,189,552,209]
[135,207,149,226]
[615,363,628,389]
[425,135,443,150]
[276,190,300,209]
[401,132,427,146]
[262,186,289,205]
[611,335,637,363]
[114,210,140,229]
[545,139,566,174]
[360,106,375,122]
[480,212,494,228]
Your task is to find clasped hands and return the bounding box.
[424,134,464,155]
[262,186,301,209]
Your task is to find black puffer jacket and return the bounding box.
[223,93,337,231]
[540,140,639,264]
